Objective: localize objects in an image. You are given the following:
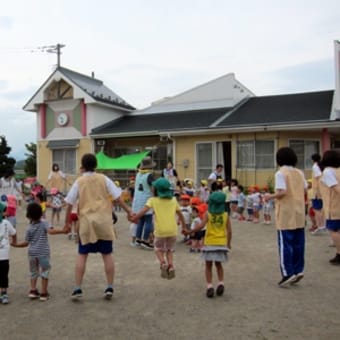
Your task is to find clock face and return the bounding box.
[57,113,69,126]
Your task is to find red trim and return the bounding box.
[81,99,87,136]
[40,104,46,138]
[321,128,330,153]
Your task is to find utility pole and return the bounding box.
[45,43,66,67]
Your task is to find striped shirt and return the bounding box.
[25,221,51,257]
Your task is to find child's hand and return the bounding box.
[63,224,71,234]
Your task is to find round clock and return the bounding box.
[57,113,69,126]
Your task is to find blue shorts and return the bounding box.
[326,219,340,231]
[78,240,113,254]
[312,199,323,210]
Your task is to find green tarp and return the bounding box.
[96,151,149,170]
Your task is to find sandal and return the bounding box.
[160,262,168,279]
[167,264,176,280]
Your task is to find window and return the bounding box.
[237,140,274,169]
[151,145,168,171]
[289,140,320,169]
[53,149,76,174]
[196,142,214,181]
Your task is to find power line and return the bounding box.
[0,43,66,66]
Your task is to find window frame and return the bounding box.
[236,140,275,170]
[288,139,320,170]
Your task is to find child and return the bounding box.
[68,202,79,241]
[4,194,17,229]
[11,202,68,301]
[34,192,47,220]
[237,185,246,221]
[252,186,262,223]
[189,205,203,253]
[262,187,273,225]
[222,180,231,214]
[246,187,255,221]
[131,178,186,279]
[198,179,210,203]
[179,194,192,243]
[0,203,16,304]
[230,179,239,218]
[306,180,317,232]
[49,187,64,226]
[188,191,232,298]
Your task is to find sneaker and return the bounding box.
[329,253,340,265]
[130,241,137,247]
[278,275,296,287]
[135,240,142,247]
[71,288,83,300]
[311,227,327,235]
[290,272,304,284]
[141,241,154,250]
[1,294,9,304]
[216,284,225,296]
[104,287,114,300]
[167,264,176,280]
[206,287,214,298]
[28,290,40,299]
[160,263,168,279]
[40,293,50,301]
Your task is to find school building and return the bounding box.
[23,43,340,189]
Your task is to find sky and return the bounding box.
[0,0,339,160]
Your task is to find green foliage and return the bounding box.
[266,176,275,193]
[24,142,37,176]
[0,136,16,177]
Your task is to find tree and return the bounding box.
[24,142,37,176]
[0,136,16,177]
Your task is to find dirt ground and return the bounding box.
[1,206,339,340]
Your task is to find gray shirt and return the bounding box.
[25,220,51,257]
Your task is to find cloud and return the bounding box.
[0,16,13,30]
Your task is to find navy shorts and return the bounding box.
[312,199,323,210]
[78,240,113,254]
[326,219,340,232]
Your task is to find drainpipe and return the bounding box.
[321,128,330,153]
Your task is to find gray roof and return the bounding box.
[91,90,334,136]
[58,67,135,110]
[217,90,334,127]
[91,107,232,135]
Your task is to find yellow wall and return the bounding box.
[173,130,321,189]
[37,138,92,186]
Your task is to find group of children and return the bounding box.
[129,177,232,298]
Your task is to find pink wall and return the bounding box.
[40,104,46,138]
[322,128,330,153]
[81,99,87,136]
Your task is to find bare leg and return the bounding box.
[155,249,165,265]
[205,261,213,285]
[329,230,340,253]
[30,277,38,291]
[102,253,114,285]
[215,262,224,282]
[166,251,174,267]
[41,278,48,295]
[75,254,88,286]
